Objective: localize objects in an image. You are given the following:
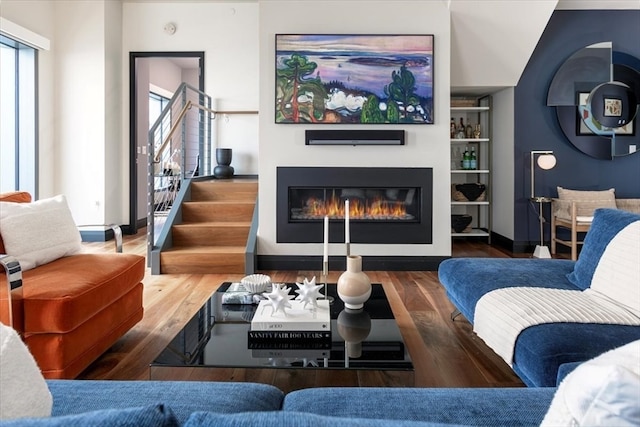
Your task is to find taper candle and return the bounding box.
[345,200,350,244]
[323,215,329,263]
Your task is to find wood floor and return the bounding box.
[78,233,543,389]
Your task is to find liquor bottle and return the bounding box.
[457,118,465,139]
[450,118,456,138]
[462,147,471,170]
[465,123,473,139]
[470,146,477,170]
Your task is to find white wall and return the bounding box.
[105,0,123,225]
[450,0,556,91]
[258,1,452,260]
[122,1,259,182]
[148,58,182,93]
[491,87,515,239]
[53,1,107,225]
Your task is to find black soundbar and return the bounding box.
[305,129,405,145]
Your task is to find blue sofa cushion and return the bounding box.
[47,380,284,424]
[512,323,640,387]
[283,387,556,426]
[566,208,640,290]
[0,404,178,427]
[184,411,464,427]
[438,258,576,322]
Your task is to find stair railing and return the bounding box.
[147,83,213,264]
[147,82,258,267]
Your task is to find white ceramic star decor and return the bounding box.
[294,277,324,308]
[262,283,294,316]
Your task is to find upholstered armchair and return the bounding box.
[0,192,145,379]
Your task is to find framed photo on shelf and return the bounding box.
[576,92,634,136]
[275,34,434,125]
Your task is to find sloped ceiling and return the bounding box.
[449,0,557,95]
[449,0,640,95]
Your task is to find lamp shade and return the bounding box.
[537,154,557,170]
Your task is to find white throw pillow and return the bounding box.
[0,323,53,420]
[0,195,81,271]
[541,340,640,427]
[586,221,640,317]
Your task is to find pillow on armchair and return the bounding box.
[0,195,81,271]
[556,187,616,218]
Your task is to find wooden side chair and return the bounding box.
[551,200,595,260]
[550,187,617,261]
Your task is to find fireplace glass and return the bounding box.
[288,187,420,223]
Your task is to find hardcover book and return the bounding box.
[247,330,332,342]
[251,348,330,359]
[250,299,331,331]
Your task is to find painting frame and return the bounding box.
[275,34,434,125]
[576,92,635,136]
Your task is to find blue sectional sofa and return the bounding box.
[438,208,640,387]
[1,379,556,427]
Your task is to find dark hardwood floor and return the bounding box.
[78,231,559,389]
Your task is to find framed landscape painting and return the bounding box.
[275,34,434,124]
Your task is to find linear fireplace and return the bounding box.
[277,167,432,244]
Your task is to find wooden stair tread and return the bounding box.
[162,246,246,254]
[173,221,251,227]
[183,200,255,205]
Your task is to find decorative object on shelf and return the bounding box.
[275,34,434,125]
[474,124,481,138]
[530,150,557,259]
[337,308,371,359]
[451,214,473,233]
[337,255,371,310]
[240,274,272,294]
[451,97,477,107]
[213,148,234,179]
[294,277,324,308]
[451,183,486,202]
[261,283,294,316]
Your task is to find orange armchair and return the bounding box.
[0,192,145,379]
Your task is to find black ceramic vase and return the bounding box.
[214,148,234,179]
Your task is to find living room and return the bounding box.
[1,1,639,426]
[1,0,638,262]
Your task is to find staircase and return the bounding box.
[159,179,258,274]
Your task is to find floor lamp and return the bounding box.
[530,151,557,258]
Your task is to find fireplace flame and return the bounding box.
[304,195,410,220]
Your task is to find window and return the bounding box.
[149,91,170,130]
[0,34,37,196]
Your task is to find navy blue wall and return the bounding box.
[513,10,640,249]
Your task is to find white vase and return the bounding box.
[337,255,371,310]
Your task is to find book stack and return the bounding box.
[248,299,331,359]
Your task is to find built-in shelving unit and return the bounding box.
[450,96,492,241]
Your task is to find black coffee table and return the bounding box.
[150,282,414,386]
